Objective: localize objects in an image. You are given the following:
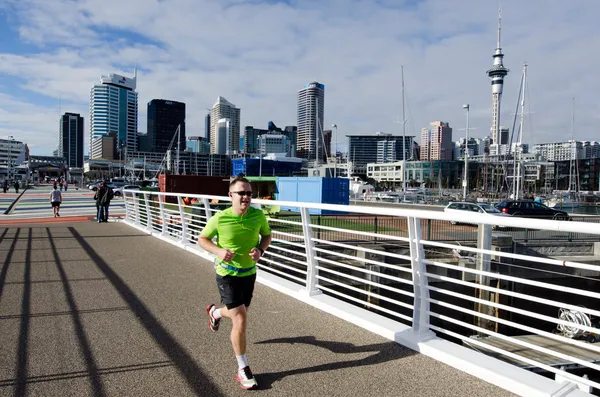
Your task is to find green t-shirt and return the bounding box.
[201,206,271,277]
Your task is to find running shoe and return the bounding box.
[236,366,258,390]
[206,303,220,332]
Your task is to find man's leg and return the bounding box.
[104,204,109,222]
[219,305,248,357]
[97,205,102,223]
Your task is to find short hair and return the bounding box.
[229,176,250,189]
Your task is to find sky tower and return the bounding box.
[487,9,509,145]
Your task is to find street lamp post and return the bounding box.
[7,135,14,181]
[462,104,470,201]
[332,124,338,178]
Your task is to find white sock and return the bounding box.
[213,308,222,319]
[236,354,248,370]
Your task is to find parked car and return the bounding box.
[89,182,116,192]
[494,200,569,220]
[113,184,141,197]
[444,202,511,226]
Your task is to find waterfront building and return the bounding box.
[347,132,414,175]
[533,141,585,161]
[89,72,138,157]
[257,134,291,156]
[0,137,26,180]
[186,136,210,154]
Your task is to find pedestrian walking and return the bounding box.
[198,176,272,390]
[50,185,62,217]
[64,180,68,191]
[94,181,114,223]
[2,180,7,193]
[14,181,19,194]
[59,180,63,191]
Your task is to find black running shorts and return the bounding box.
[51,202,61,207]
[216,273,257,310]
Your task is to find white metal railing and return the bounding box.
[122,189,600,396]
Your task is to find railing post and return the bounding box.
[300,207,321,296]
[177,196,189,244]
[374,216,378,242]
[407,216,433,338]
[201,198,213,222]
[427,219,432,241]
[123,192,131,222]
[143,193,153,232]
[158,194,167,235]
[133,192,141,226]
[476,223,494,332]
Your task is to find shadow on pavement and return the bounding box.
[255,335,416,390]
[68,226,225,397]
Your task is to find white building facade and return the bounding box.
[0,138,26,180]
[215,118,232,155]
[257,134,291,156]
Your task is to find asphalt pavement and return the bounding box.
[0,222,515,396]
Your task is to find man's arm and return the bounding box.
[258,233,272,253]
[249,233,272,262]
[198,235,236,262]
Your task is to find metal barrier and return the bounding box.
[122,189,600,396]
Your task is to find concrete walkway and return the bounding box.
[0,222,515,396]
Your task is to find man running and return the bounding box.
[198,176,271,390]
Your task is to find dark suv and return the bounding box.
[495,200,569,220]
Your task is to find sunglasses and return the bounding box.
[231,191,253,197]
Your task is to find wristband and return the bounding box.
[257,247,264,256]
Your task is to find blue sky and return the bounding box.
[0,0,599,156]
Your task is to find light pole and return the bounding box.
[7,135,14,181]
[332,124,338,178]
[462,104,470,201]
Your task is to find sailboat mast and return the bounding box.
[569,98,575,192]
[401,66,408,195]
[515,63,527,200]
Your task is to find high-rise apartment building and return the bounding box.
[147,99,186,153]
[420,121,453,161]
[210,97,240,154]
[297,82,325,162]
[59,112,84,168]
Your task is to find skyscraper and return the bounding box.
[420,121,453,161]
[205,113,211,142]
[147,99,186,153]
[487,10,509,145]
[59,112,84,168]
[210,97,240,154]
[297,81,325,162]
[89,71,138,158]
[215,118,232,155]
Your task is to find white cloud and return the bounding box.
[0,0,599,156]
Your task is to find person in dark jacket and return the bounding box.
[94,181,114,223]
[14,181,19,194]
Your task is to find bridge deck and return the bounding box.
[0,222,515,396]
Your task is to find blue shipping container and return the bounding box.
[276,177,349,215]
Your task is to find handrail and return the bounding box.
[122,189,600,396]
